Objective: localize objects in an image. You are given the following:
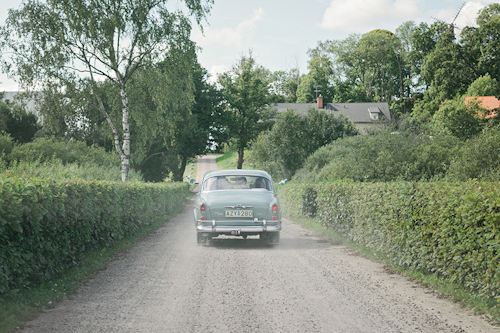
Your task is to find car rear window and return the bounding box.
[204,175,271,191]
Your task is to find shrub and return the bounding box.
[431,98,485,140]
[0,176,189,294]
[294,129,461,183]
[8,137,117,167]
[277,180,500,301]
[0,133,14,156]
[3,158,143,182]
[248,108,357,179]
[0,101,40,143]
[447,124,500,181]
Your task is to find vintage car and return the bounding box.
[194,169,281,245]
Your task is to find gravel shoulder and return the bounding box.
[18,155,499,333]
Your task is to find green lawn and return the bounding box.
[216,150,257,170]
[182,158,198,185]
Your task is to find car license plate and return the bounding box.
[225,210,253,217]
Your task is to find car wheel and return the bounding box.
[197,233,207,246]
[269,232,280,244]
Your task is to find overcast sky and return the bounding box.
[1,0,499,91]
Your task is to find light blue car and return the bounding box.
[194,169,281,245]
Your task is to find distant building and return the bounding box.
[464,96,499,119]
[272,96,391,134]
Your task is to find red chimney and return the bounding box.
[317,95,323,108]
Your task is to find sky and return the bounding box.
[1,0,499,91]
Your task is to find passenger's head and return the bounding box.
[255,177,266,188]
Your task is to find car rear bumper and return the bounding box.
[196,219,281,233]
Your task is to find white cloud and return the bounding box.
[432,2,496,33]
[207,65,229,84]
[320,0,420,32]
[454,2,485,28]
[193,8,265,47]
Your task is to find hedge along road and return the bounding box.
[20,155,497,332]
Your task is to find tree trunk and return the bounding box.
[237,146,244,169]
[172,156,188,182]
[120,85,131,182]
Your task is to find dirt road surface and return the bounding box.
[19,155,498,332]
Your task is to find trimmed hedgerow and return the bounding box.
[277,181,500,301]
[0,176,189,294]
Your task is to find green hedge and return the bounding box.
[0,176,190,294]
[277,181,500,301]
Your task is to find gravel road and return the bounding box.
[19,155,498,332]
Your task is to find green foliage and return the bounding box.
[248,108,358,180]
[2,158,143,182]
[465,74,500,97]
[297,56,335,103]
[447,124,500,181]
[0,176,190,295]
[421,29,475,108]
[269,68,301,103]
[465,4,500,83]
[1,0,213,181]
[1,137,144,181]
[218,53,274,169]
[215,151,239,170]
[0,133,14,156]
[408,21,448,87]
[0,101,39,144]
[7,137,118,167]
[294,127,461,183]
[278,181,500,302]
[296,73,317,103]
[306,26,411,104]
[431,98,485,140]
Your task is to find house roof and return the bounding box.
[272,102,391,123]
[464,96,499,119]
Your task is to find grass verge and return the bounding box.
[0,193,192,333]
[183,158,198,184]
[285,213,500,325]
[216,151,237,169]
[216,150,257,170]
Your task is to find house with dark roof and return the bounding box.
[272,96,391,134]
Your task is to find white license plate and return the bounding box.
[225,210,253,217]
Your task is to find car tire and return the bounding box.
[269,232,280,244]
[197,233,207,246]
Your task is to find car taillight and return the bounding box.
[272,203,277,214]
[201,203,206,214]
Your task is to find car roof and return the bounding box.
[203,169,272,181]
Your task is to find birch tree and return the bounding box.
[0,0,212,181]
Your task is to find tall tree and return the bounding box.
[269,67,301,103]
[296,55,334,103]
[139,48,224,182]
[420,29,477,107]
[354,30,402,102]
[1,0,212,181]
[218,54,273,169]
[407,22,448,89]
[461,4,500,82]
